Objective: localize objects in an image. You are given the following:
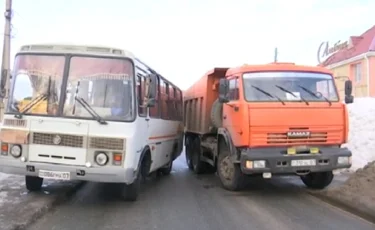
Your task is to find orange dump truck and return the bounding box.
[183,62,354,191]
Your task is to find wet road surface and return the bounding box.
[27,156,375,230]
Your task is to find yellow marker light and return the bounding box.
[287,147,296,155]
[246,160,253,169]
[310,147,319,154]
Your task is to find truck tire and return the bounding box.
[185,137,194,170]
[191,137,207,174]
[210,99,223,128]
[217,140,245,191]
[300,171,334,189]
[25,176,43,191]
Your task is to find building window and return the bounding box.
[354,63,361,83]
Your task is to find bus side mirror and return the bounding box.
[219,78,229,103]
[144,74,157,107]
[344,79,353,104]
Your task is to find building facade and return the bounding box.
[318,25,375,99]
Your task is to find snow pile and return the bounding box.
[342,97,375,172]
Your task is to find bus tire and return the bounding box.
[158,154,173,176]
[121,165,142,202]
[25,176,43,191]
[217,140,245,191]
[210,99,223,128]
[191,137,206,174]
[300,171,334,189]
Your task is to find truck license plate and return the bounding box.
[291,159,316,167]
[38,170,71,180]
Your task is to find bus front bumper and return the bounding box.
[0,158,136,184]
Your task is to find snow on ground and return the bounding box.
[342,97,375,172]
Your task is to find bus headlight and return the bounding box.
[95,152,108,166]
[10,144,22,158]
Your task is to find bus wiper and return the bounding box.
[297,85,332,106]
[251,85,285,105]
[14,93,48,119]
[275,85,309,105]
[74,96,108,125]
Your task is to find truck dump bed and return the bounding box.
[184,68,228,135]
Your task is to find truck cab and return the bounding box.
[183,62,353,191]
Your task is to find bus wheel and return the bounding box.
[185,137,194,170]
[158,155,173,176]
[191,138,206,174]
[300,171,334,189]
[217,141,245,191]
[25,176,43,191]
[121,166,142,202]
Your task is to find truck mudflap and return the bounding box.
[239,146,352,175]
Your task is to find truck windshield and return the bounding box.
[242,71,339,102]
[7,54,65,115]
[63,56,134,121]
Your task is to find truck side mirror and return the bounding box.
[219,78,230,103]
[143,74,157,107]
[344,79,353,104]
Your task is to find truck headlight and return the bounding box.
[338,156,351,165]
[95,152,109,166]
[10,144,22,158]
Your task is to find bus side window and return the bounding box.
[168,84,176,120]
[176,89,182,121]
[137,75,147,117]
[160,79,169,120]
[149,75,160,118]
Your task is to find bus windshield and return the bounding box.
[242,71,339,102]
[7,54,65,115]
[63,56,135,121]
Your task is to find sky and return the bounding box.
[0,0,374,90]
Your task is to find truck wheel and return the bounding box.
[210,99,223,128]
[217,141,245,191]
[300,171,334,189]
[25,176,43,191]
[185,137,194,170]
[121,164,142,201]
[191,137,207,174]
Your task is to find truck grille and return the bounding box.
[32,132,84,148]
[267,132,328,144]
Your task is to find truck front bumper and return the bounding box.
[239,146,352,175]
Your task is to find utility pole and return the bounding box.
[0,0,12,121]
[274,47,278,62]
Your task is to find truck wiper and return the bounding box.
[297,85,332,106]
[251,85,285,105]
[275,85,309,105]
[14,93,48,119]
[74,96,108,125]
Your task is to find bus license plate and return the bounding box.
[291,159,316,167]
[38,170,71,180]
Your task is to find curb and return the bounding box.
[307,190,375,224]
[11,181,86,230]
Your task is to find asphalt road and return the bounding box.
[27,156,374,230]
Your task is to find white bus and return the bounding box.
[0,44,184,201]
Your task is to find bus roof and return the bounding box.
[18,43,136,59]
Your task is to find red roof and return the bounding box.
[322,25,375,66]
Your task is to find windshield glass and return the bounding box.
[7,55,65,115]
[242,71,339,102]
[63,56,134,121]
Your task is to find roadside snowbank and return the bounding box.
[343,97,375,172]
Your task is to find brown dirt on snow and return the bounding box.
[324,161,375,210]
